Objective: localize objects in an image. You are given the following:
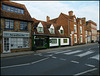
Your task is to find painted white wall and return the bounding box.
[60,38,69,46]
[49,37,59,47]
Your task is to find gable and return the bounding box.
[37,22,43,27]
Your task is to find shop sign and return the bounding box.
[3,31,29,37]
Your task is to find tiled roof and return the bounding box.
[1,1,33,22]
[32,18,66,38]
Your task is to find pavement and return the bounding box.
[1,43,97,58]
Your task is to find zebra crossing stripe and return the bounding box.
[55,50,72,54]
[76,51,93,57]
[90,54,99,60]
[64,50,82,55]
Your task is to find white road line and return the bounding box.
[60,58,66,61]
[46,54,53,57]
[76,51,93,57]
[90,54,99,60]
[71,60,79,64]
[64,50,82,55]
[55,50,72,54]
[52,56,57,59]
[74,68,98,76]
[1,57,49,69]
[34,53,42,55]
[85,64,95,68]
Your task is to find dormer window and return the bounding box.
[59,26,64,34]
[74,18,76,22]
[49,24,55,34]
[37,22,44,33]
[2,4,24,14]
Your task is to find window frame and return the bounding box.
[38,27,43,33]
[80,26,82,34]
[74,25,77,33]
[5,19,14,30]
[50,28,55,34]
[20,21,28,31]
[2,4,24,14]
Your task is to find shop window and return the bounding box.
[50,39,57,44]
[2,4,24,14]
[11,38,29,49]
[63,39,67,43]
[20,21,27,31]
[5,19,14,29]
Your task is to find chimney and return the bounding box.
[82,17,86,25]
[47,16,50,22]
[68,11,73,16]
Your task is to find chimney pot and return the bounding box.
[47,16,50,22]
[68,11,73,16]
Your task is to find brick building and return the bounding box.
[0,1,33,53]
[86,20,97,42]
[32,17,70,49]
[48,11,86,45]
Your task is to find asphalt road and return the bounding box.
[1,43,99,75]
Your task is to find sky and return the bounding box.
[12,1,99,30]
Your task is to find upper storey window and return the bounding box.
[2,4,24,14]
[74,18,76,22]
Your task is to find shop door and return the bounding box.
[59,39,61,47]
[3,38,10,53]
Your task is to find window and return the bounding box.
[11,38,29,49]
[80,26,82,34]
[80,20,82,24]
[63,39,67,43]
[74,25,77,33]
[2,4,24,14]
[85,31,87,35]
[80,35,83,43]
[50,39,57,44]
[5,19,14,29]
[74,35,77,43]
[60,30,64,34]
[50,28,55,34]
[20,21,27,31]
[38,27,43,33]
[74,18,76,22]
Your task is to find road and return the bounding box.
[1,43,99,75]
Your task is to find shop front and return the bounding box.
[33,35,49,50]
[3,31,30,53]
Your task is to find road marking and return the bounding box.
[75,51,93,57]
[64,50,82,55]
[52,56,57,59]
[71,60,79,64]
[85,64,95,68]
[34,53,42,55]
[74,68,97,76]
[90,54,99,60]
[60,58,66,61]
[45,54,53,57]
[1,57,49,69]
[55,50,72,54]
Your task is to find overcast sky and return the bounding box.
[12,1,99,30]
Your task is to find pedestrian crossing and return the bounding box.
[75,51,94,57]
[35,49,99,61]
[64,50,82,55]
